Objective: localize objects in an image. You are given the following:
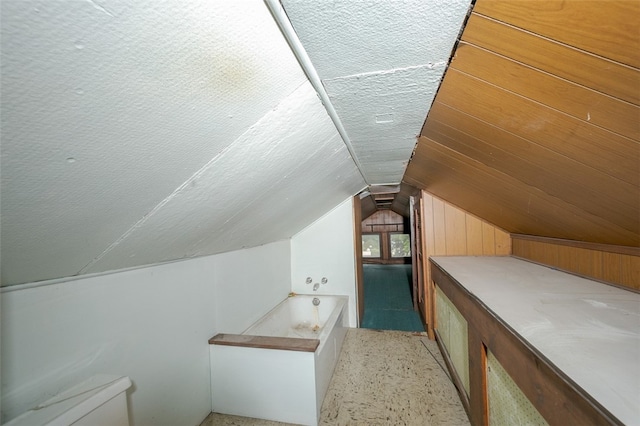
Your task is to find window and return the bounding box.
[362,234,381,258]
[390,233,411,257]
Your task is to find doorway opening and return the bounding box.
[356,207,424,332]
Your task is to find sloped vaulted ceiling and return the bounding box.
[1,0,368,285]
[1,0,472,285]
[405,0,640,247]
[280,0,472,184]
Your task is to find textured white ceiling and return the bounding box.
[1,0,365,285]
[1,0,470,285]
[282,0,472,184]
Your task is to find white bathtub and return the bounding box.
[209,294,349,426]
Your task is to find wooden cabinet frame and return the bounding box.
[431,260,622,426]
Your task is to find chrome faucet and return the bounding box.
[313,282,320,291]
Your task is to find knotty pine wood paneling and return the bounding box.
[419,190,511,328]
[406,0,640,249]
[512,235,640,290]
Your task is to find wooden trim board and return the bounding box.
[209,333,319,353]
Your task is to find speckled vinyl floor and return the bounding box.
[201,328,470,426]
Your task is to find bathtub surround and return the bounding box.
[210,295,348,425]
[204,328,470,425]
[0,240,292,426]
[2,195,357,425]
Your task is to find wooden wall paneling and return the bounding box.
[511,234,640,256]
[424,103,639,217]
[445,203,468,255]
[417,190,513,339]
[575,247,604,280]
[461,13,639,105]
[432,196,448,255]
[510,237,528,259]
[620,255,640,289]
[494,228,511,255]
[362,210,405,233]
[436,69,639,189]
[555,244,580,275]
[473,0,640,69]
[450,43,640,140]
[602,252,623,285]
[422,193,437,258]
[481,222,496,256]
[529,241,560,267]
[407,139,639,245]
[511,235,640,290]
[466,215,485,256]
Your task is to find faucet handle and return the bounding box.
[306,277,312,284]
[321,277,328,284]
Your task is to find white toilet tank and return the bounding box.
[5,374,132,426]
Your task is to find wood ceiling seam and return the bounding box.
[472,0,640,69]
[469,10,639,69]
[461,13,640,106]
[424,103,639,194]
[419,137,637,234]
[423,117,639,227]
[450,43,640,141]
[424,103,639,209]
[405,168,638,247]
[403,173,530,238]
[404,166,571,241]
[434,69,639,186]
[406,139,639,245]
[511,234,640,257]
[444,66,639,146]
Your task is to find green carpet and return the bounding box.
[361,264,425,332]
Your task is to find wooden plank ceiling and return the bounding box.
[404,0,640,247]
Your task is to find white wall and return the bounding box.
[0,240,291,426]
[291,197,358,326]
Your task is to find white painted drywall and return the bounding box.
[0,240,291,425]
[291,198,358,327]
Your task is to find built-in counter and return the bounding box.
[430,256,639,426]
